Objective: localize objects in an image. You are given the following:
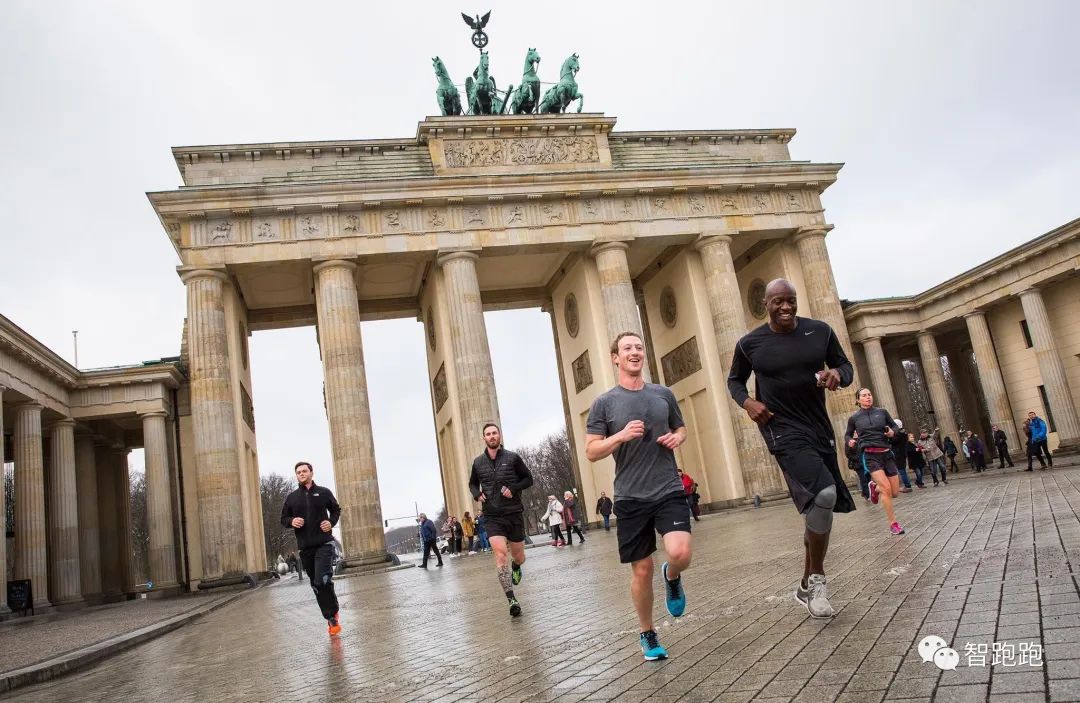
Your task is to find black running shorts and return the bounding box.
[860,450,898,478]
[483,512,526,543]
[613,491,691,564]
[773,436,854,515]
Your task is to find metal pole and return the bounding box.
[72,330,79,368]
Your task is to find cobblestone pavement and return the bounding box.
[7,466,1080,702]
[0,590,236,674]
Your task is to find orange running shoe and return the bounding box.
[328,613,341,636]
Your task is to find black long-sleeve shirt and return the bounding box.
[727,317,854,452]
[845,407,898,452]
[468,448,534,516]
[280,482,341,551]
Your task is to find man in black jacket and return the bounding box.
[280,461,342,635]
[596,492,614,531]
[992,424,1015,468]
[469,422,534,617]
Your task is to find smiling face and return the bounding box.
[611,333,645,378]
[764,279,798,332]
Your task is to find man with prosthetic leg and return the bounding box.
[469,423,534,617]
[728,279,855,618]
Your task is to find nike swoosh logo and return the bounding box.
[673,521,686,525]
[804,331,814,336]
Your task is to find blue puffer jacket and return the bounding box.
[1030,417,1048,442]
[419,519,437,542]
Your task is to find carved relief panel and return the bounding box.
[661,337,702,386]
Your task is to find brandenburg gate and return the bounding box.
[150,112,854,585]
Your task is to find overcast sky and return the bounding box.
[2,1,1077,523]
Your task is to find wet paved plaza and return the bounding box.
[7,466,1080,702]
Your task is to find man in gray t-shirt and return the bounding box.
[586,384,686,503]
[585,331,693,662]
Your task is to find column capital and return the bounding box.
[1018,286,1042,298]
[139,411,168,420]
[693,232,736,251]
[436,249,481,267]
[312,259,358,276]
[53,418,76,428]
[589,240,630,257]
[963,309,987,320]
[861,336,883,345]
[178,268,229,286]
[916,329,936,339]
[16,402,43,413]
[791,225,833,245]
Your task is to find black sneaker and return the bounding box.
[508,597,522,617]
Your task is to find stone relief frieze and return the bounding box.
[661,336,702,386]
[191,187,820,245]
[433,363,448,411]
[564,293,580,338]
[208,220,234,243]
[572,349,593,394]
[443,136,599,169]
[254,220,279,240]
[298,216,322,238]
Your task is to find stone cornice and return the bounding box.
[149,161,843,212]
[0,313,79,385]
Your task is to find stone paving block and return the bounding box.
[933,684,988,702]
[836,691,886,703]
[1048,678,1080,702]
[1046,628,1080,644]
[844,671,892,691]
[884,676,938,698]
[990,672,1046,694]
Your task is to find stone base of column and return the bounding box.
[139,583,184,600]
[50,598,88,614]
[196,573,258,591]
[342,552,400,573]
[81,591,106,606]
[1051,440,1080,461]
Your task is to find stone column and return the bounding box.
[885,348,917,427]
[0,387,8,614]
[792,228,859,463]
[74,432,102,600]
[142,412,178,587]
[964,311,1019,449]
[436,250,502,450]
[313,260,387,564]
[114,448,133,592]
[95,444,121,597]
[1020,288,1080,450]
[861,338,898,415]
[47,419,81,605]
[590,241,644,345]
[917,331,961,448]
[13,403,51,607]
[695,234,783,498]
[181,269,247,580]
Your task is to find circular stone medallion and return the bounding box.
[564,293,580,338]
[748,278,767,320]
[426,306,437,351]
[659,286,677,328]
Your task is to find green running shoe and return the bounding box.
[511,562,523,585]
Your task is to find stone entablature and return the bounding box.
[0,314,183,419]
[165,186,828,252]
[845,218,1080,341]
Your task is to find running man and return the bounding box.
[728,278,855,619]
[845,388,906,535]
[586,331,691,661]
[280,461,342,635]
[468,422,534,617]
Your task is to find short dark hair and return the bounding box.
[294,461,313,472]
[482,422,500,434]
[610,331,642,355]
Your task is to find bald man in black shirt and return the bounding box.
[728,279,855,618]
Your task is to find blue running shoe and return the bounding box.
[640,630,668,660]
[662,562,686,617]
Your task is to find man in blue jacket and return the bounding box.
[417,513,443,568]
[1026,410,1053,471]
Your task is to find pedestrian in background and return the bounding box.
[596,491,614,531]
[462,511,477,553]
[542,494,565,546]
[563,490,586,545]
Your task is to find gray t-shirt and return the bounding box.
[586,383,686,503]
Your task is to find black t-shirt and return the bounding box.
[727,317,854,452]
